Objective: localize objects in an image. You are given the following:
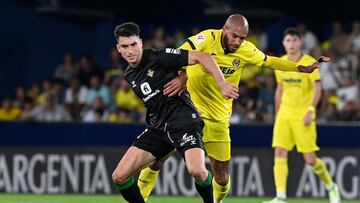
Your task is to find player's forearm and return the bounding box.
[263,56,299,72]
[311,82,321,108]
[199,54,227,87]
[189,52,226,88]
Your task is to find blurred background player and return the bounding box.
[263,28,341,203]
[137,14,328,203]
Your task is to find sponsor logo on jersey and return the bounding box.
[232,59,241,67]
[180,133,197,146]
[165,48,181,54]
[194,34,206,45]
[283,78,302,83]
[131,81,137,88]
[219,66,236,77]
[147,69,154,77]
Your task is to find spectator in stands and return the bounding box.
[173,29,186,48]
[0,97,21,121]
[28,93,72,122]
[104,48,126,86]
[149,26,168,48]
[348,21,360,54]
[14,85,26,108]
[77,54,103,87]
[86,74,113,109]
[235,82,256,122]
[28,83,41,105]
[256,74,275,122]
[109,107,133,124]
[19,97,35,121]
[337,76,358,110]
[82,96,109,122]
[297,22,319,54]
[64,77,88,120]
[53,79,66,104]
[353,100,360,120]
[54,52,77,85]
[38,78,53,105]
[329,21,350,56]
[322,104,340,121]
[115,76,144,120]
[339,101,356,121]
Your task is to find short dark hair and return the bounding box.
[114,22,140,42]
[283,27,301,39]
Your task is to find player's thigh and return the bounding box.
[184,148,207,175]
[291,121,319,153]
[113,146,156,182]
[204,141,231,162]
[273,117,295,151]
[202,118,230,142]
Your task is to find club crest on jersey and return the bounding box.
[232,59,241,67]
[147,69,154,77]
[194,34,206,45]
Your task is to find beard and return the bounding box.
[222,35,231,54]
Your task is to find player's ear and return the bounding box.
[139,38,143,48]
[116,44,122,54]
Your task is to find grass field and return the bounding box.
[0,195,359,203]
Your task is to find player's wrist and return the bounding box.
[308,106,315,113]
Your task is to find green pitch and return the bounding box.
[0,194,359,203]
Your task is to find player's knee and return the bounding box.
[214,173,229,186]
[304,156,316,166]
[188,167,207,180]
[112,171,127,184]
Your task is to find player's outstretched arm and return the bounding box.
[188,51,239,99]
[263,56,330,73]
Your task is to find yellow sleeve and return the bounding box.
[242,41,267,67]
[178,30,214,51]
[263,56,298,72]
[274,70,283,83]
[310,69,321,83]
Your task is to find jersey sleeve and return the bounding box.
[155,48,189,68]
[178,30,213,51]
[242,41,267,67]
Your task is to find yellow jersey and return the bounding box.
[275,54,320,120]
[179,29,266,122]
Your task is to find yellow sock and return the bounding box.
[312,158,334,187]
[213,176,230,202]
[274,157,288,197]
[138,167,159,201]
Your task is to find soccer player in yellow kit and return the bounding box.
[138,15,329,203]
[263,28,340,203]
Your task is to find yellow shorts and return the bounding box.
[273,117,319,153]
[202,118,231,161]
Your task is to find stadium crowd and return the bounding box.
[0,20,359,124]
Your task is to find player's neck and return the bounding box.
[287,52,302,62]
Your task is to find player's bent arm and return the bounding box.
[188,51,239,99]
[275,83,283,117]
[188,51,226,87]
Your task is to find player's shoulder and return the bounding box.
[280,54,288,60]
[302,54,316,63]
[193,29,219,43]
